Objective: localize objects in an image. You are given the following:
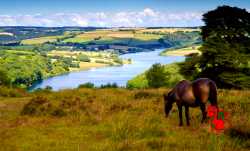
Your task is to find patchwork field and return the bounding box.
[160,45,201,56]
[48,50,130,71]
[63,30,163,44]
[20,28,200,45]
[21,35,65,45]
[0,88,249,151]
[139,28,201,33]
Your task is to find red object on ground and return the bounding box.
[207,104,230,133]
[212,119,224,130]
[207,105,217,118]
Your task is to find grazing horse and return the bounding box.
[164,78,218,126]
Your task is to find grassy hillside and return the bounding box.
[0,26,99,45]
[16,28,201,53]
[0,87,249,151]
[63,30,163,44]
[127,63,184,88]
[0,49,127,88]
[21,35,65,45]
[160,45,201,56]
[0,50,69,87]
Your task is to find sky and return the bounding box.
[0,0,249,27]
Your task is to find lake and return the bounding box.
[30,48,185,91]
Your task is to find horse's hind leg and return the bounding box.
[185,106,190,126]
[200,103,207,123]
[178,105,183,126]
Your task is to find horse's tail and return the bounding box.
[208,80,218,108]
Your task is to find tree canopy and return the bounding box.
[146,63,168,88]
[181,5,250,89]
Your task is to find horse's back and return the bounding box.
[192,78,216,103]
[173,80,196,105]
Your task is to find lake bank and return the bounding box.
[160,45,201,56]
[29,48,185,91]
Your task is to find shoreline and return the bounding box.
[28,48,169,91]
[69,62,109,72]
[28,59,131,91]
[160,45,201,56]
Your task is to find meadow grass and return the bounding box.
[47,50,128,71]
[62,29,164,44]
[21,36,65,45]
[20,28,200,45]
[139,28,201,34]
[0,87,249,151]
[160,45,201,56]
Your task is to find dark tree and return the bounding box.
[181,6,250,89]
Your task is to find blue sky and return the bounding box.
[0,0,249,27]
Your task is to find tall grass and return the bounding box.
[0,88,249,150]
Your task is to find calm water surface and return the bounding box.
[30,49,184,91]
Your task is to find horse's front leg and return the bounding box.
[200,103,207,123]
[178,105,183,126]
[185,106,190,126]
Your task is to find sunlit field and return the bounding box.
[21,36,65,45]
[160,45,201,56]
[0,87,249,151]
[20,28,200,45]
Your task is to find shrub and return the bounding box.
[21,96,53,116]
[114,58,123,64]
[146,63,168,88]
[134,91,157,99]
[78,54,91,62]
[0,69,10,86]
[100,83,119,88]
[95,60,107,64]
[127,63,184,89]
[21,96,87,117]
[0,86,27,97]
[226,124,250,141]
[78,82,95,88]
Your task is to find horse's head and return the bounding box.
[164,91,175,117]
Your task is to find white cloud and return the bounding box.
[0,8,203,27]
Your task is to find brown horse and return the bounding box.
[164,78,218,126]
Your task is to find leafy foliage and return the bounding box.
[78,82,95,88]
[100,83,119,88]
[0,69,10,86]
[181,6,250,89]
[0,52,69,87]
[127,63,184,89]
[77,54,91,62]
[146,63,168,88]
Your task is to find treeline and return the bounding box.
[0,52,69,88]
[180,6,250,89]
[160,31,201,48]
[0,26,101,45]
